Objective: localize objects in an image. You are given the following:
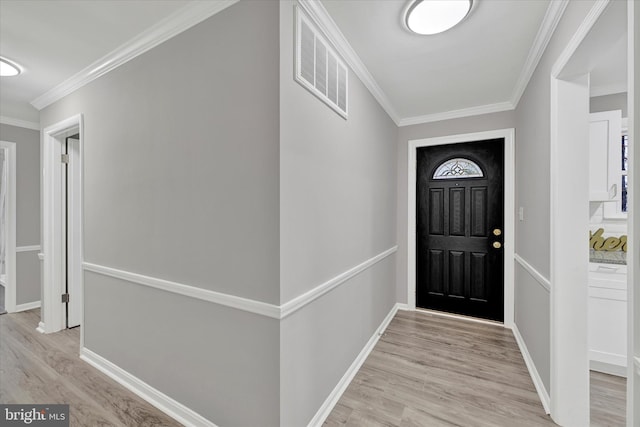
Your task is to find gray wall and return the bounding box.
[40,2,281,425]
[513,0,598,395]
[395,110,516,304]
[279,1,398,425]
[590,92,628,116]
[0,123,41,305]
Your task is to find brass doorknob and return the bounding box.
[493,228,502,236]
[492,241,502,249]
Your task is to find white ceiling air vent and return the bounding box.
[295,5,348,119]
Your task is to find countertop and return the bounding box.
[589,249,626,265]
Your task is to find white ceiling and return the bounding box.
[0,0,189,122]
[557,0,627,97]
[321,0,551,120]
[0,0,629,126]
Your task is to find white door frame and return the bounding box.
[41,114,83,334]
[0,141,16,313]
[407,128,515,329]
[548,0,637,425]
[627,0,638,424]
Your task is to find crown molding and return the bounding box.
[298,0,401,125]
[0,115,40,131]
[398,101,514,127]
[552,0,610,78]
[30,0,240,111]
[511,0,569,107]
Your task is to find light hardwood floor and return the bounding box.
[0,309,180,426]
[324,310,626,427]
[0,308,626,426]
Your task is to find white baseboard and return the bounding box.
[14,300,41,312]
[590,350,627,377]
[512,324,550,414]
[307,302,400,427]
[36,322,46,334]
[80,347,217,427]
[396,303,410,311]
[590,360,627,377]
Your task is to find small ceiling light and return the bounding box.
[0,57,22,77]
[405,0,473,35]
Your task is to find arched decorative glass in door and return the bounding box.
[432,157,484,179]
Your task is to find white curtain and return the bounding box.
[0,149,6,276]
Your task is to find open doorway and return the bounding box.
[41,115,83,336]
[0,141,16,315]
[550,1,631,426]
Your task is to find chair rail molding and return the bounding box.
[83,245,397,320]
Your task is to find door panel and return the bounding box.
[417,139,504,321]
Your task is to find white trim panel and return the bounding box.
[37,253,44,261]
[399,101,514,127]
[281,246,397,318]
[83,262,281,319]
[16,245,41,253]
[511,0,569,106]
[30,1,240,110]
[14,301,41,312]
[513,324,551,414]
[308,303,401,427]
[515,254,551,292]
[0,116,39,131]
[80,348,218,427]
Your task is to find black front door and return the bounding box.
[416,139,504,321]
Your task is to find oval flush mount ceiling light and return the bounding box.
[405,0,473,35]
[0,57,22,77]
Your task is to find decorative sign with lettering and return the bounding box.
[589,228,627,252]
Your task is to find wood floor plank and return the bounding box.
[0,309,181,427]
[324,310,626,427]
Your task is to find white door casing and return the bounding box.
[407,128,515,329]
[42,115,83,334]
[0,141,16,313]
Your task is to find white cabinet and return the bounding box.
[588,262,627,376]
[589,110,622,202]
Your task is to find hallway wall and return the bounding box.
[514,0,598,395]
[0,123,41,306]
[40,2,281,425]
[278,2,398,425]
